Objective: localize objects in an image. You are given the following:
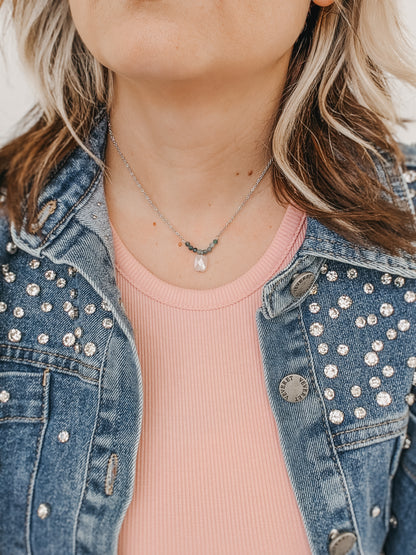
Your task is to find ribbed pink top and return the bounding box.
[114,205,311,555]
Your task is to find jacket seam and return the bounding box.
[331,415,408,438]
[0,344,102,372]
[335,425,407,450]
[401,461,416,483]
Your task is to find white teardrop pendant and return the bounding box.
[194,254,208,272]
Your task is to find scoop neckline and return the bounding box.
[111,205,306,310]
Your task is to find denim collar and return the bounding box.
[11,106,416,279]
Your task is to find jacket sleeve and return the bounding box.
[383,143,416,555]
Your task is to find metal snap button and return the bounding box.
[328,531,357,555]
[290,272,316,298]
[279,374,309,403]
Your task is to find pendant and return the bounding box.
[194,254,208,272]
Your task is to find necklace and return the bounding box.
[107,120,273,273]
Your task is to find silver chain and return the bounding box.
[107,119,273,253]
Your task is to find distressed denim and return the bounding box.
[1,107,416,555]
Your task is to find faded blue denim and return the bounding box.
[1,107,416,554]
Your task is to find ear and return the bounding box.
[312,0,335,6]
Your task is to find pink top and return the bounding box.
[113,205,311,555]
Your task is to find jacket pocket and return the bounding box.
[0,368,50,553]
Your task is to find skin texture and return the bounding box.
[68,0,334,288]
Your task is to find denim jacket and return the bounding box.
[1,108,416,555]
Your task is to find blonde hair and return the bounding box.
[1,0,416,253]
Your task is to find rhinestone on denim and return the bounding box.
[324,364,338,378]
[68,308,78,320]
[309,303,321,314]
[8,328,22,342]
[351,385,362,397]
[326,271,338,282]
[371,506,381,518]
[102,318,113,329]
[407,357,416,368]
[4,272,16,283]
[63,301,72,312]
[309,283,318,295]
[1,264,8,275]
[85,303,96,315]
[41,302,53,313]
[365,352,379,366]
[329,308,340,319]
[320,264,328,274]
[56,278,66,288]
[37,334,49,345]
[369,376,381,388]
[318,343,329,355]
[6,241,17,254]
[338,295,352,309]
[367,314,378,326]
[386,329,397,340]
[372,340,384,352]
[376,391,392,406]
[74,327,83,338]
[364,283,374,294]
[310,323,324,337]
[347,268,358,279]
[44,270,56,281]
[68,266,77,277]
[413,371,416,386]
[380,303,394,317]
[355,316,366,328]
[58,430,70,443]
[329,409,344,424]
[63,333,76,347]
[354,407,367,419]
[101,300,111,311]
[0,390,10,403]
[70,289,78,299]
[398,319,410,332]
[0,301,6,313]
[337,344,349,356]
[394,277,405,288]
[381,273,392,285]
[383,365,395,378]
[405,393,415,406]
[37,503,50,520]
[324,388,335,400]
[404,436,412,449]
[13,307,24,318]
[404,291,416,303]
[26,283,40,297]
[29,259,40,269]
[84,342,97,357]
[74,344,81,354]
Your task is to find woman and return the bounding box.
[0,0,416,553]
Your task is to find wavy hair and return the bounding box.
[1,0,416,254]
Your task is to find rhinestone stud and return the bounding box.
[386,329,397,340]
[329,308,340,319]
[101,300,111,311]
[63,333,76,347]
[318,343,329,355]
[382,365,395,377]
[29,259,40,269]
[347,268,358,279]
[376,391,392,407]
[351,385,362,397]
[309,303,321,314]
[6,242,17,254]
[84,342,97,357]
[74,327,83,338]
[13,307,24,318]
[407,357,416,368]
[355,316,366,328]
[372,340,384,352]
[85,304,96,315]
[324,388,335,400]
[4,272,16,283]
[102,318,113,329]
[381,273,392,285]
[0,301,7,313]
[37,503,50,520]
[354,407,367,419]
[37,334,49,345]
[56,278,67,288]
[369,376,381,388]
[41,302,53,313]
[337,344,349,356]
[310,323,324,337]
[367,314,378,326]
[380,303,394,317]
[26,283,40,297]
[398,319,410,332]
[44,270,56,281]
[324,364,338,379]
[58,430,70,443]
[364,352,379,367]
[8,328,22,342]
[405,393,415,406]
[363,283,374,294]
[329,409,344,424]
[371,506,381,518]
[338,295,352,309]
[0,390,10,403]
[394,277,405,288]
